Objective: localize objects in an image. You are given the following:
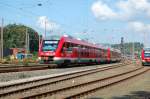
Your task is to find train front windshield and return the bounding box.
[42,40,58,51]
[144,52,150,57]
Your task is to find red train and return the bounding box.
[38,35,121,66]
[141,48,150,66]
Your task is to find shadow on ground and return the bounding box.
[87,97,103,99]
[58,61,119,69]
[111,91,150,99]
[87,91,150,99]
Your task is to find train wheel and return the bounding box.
[57,63,64,68]
[142,62,145,66]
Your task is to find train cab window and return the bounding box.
[144,52,150,57]
[42,40,58,51]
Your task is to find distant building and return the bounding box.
[3,48,13,57]
[10,48,26,55]
[10,48,26,59]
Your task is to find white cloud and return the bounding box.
[128,21,150,47]
[91,0,150,20]
[128,21,150,33]
[91,0,150,46]
[117,0,150,19]
[91,1,117,20]
[37,16,60,31]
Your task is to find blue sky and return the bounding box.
[0,0,150,46]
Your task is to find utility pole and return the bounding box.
[28,31,29,53]
[0,20,1,59]
[26,28,28,54]
[0,18,4,60]
[39,34,41,49]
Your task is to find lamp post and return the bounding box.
[26,28,29,54]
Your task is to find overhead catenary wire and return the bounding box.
[0,0,54,35]
[20,0,52,9]
[0,0,65,38]
[0,1,40,17]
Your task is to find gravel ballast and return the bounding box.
[0,63,119,82]
[90,69,150,99]
[1,63,149,99]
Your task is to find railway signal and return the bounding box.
[120,37,124,56]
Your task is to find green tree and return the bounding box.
[3,24,39,52]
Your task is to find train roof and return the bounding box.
[60,35,103,49]
[44,35,61,40]
[43,35,121,52]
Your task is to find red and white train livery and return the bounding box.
[141,48,150,66]
[38,35,121,66]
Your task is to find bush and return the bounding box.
[23,58,29,66]
[0,59,9,64]
[11,59,19,64]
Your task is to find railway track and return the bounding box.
[0,63,127,99]
[21,66,149,99]
[0,64,56,73]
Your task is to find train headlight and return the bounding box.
[142,60,145,62]
[38,57,41,60]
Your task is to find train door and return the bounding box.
[72,44,77,58]
[65,42,73,57]
[77,45,81,63]
[107,48,111,63]
[61,42,67,57]
[101,49,105,62]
